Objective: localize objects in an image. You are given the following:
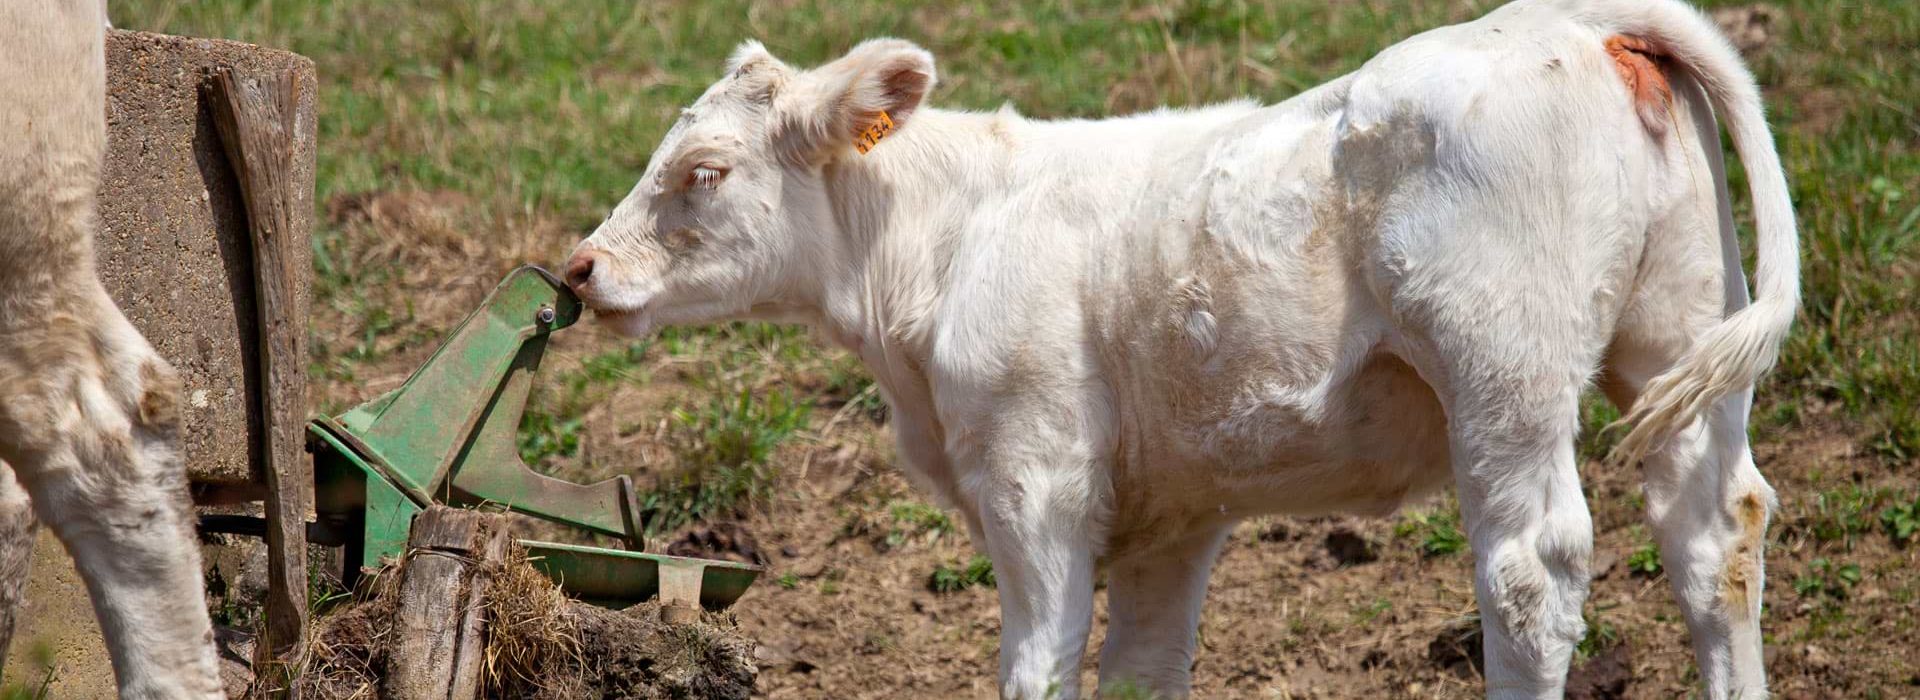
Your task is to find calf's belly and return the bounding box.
[1104,351,1453,559]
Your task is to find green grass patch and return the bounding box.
[1784,485,1897,550]
[1627,542,1663,578]
[1395,505,1466,558]
[516,340,655,464]
[1350,597,1392,625]
[929,555,997,594]
[1096,679,1161,700]
[1576,394,1623,463]
[0,640,59,700]
[1794,557,1864,601]
[885,500,956,547]
[644,386,810,535]
[1882,492,1920,544]
[1575,604,1622,661]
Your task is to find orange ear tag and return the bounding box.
[855,111,896,154]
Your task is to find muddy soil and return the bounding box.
[293,550,754,699]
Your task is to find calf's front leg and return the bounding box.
[970,426,1104,699]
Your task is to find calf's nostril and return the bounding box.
[565,252,596,289]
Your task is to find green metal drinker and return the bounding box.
[307,265,759,610]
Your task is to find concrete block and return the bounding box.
[95,30,316,485]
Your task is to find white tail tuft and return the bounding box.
[1572,0,1801,465]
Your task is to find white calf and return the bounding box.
[0,1,224,697]
[566,0,1796,697]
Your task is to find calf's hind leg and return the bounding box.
[1598,69,1775,700]
[1440,370,1594,699]
[1398,242,1605,697]
[1604,368,1771,700]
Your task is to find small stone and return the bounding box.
[1590,548,1620,581]
[1565,642,1632,700]
[1804,644,1834,671]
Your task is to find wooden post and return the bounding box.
[449,516,509,700]
[387,507,508,700]
[205,66,312,684]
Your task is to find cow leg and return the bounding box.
[1593,69,1773,699]
[1407,282,1600,698]
[1,2,222,695]
[1602,290,1771,697]
[980,490,1097,700]
[0,302,224,699]
[1096,525,1228,698]
[1611,383,1769,699]
[0,463,35,666]
[970,409,1102,700]
[1442,377,1592,699]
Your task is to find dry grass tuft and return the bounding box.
[288,567,402,699]
[479,542,583,696]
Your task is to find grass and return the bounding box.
[929,555,997,594]
[1627,541,1664,578]
[1350,598,1393,625]
[885,501,957,548]
[1784,485,1901,550]
[836,494,956,551]
[1097,679,1161,700]
[1794,557,1865,601]
[0,641,58,700]
[644,385,810,535]
[518,340,655,464]
[1576,395,1625,463]
[1882,492,1920,543]
[1575,604,1623,661]
[1395,505,1466,558]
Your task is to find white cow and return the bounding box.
[567,0,1796,697]
[0,1,224,697]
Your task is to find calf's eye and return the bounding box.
[688,164,728,189]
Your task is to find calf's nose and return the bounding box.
[564,248,601,291]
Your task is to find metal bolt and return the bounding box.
[537,306,556,324]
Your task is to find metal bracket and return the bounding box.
[306,265,758,608]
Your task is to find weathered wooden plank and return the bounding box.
[205,65,310,683]
[387,507,508,700]
[447,522,510,700]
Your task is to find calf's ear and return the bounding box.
[778,38,936,162]
[724,40,789,102]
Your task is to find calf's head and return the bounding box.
[566,39,935,336]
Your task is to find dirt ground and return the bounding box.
[721,418,1920,699]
